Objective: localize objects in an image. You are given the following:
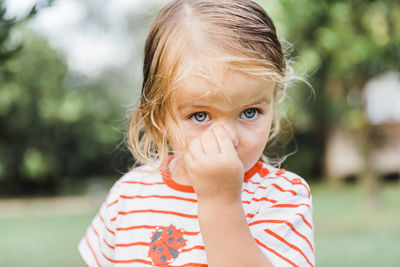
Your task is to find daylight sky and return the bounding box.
[5,0,162,77]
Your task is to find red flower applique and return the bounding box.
[148,225,186,266]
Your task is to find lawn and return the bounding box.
[0,183,399,267]
[313,183,400,267]
[0,214,91,267]
[0,196,97,267]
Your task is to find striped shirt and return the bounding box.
[78,161,314,266]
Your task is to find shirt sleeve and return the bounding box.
[78,181,121,267]
[248,174,315,267]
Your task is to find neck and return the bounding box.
[168,156,192,186]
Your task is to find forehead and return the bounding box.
[174,70,275,109]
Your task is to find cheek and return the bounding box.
[181,122,207,145]
[241,129,269,154]
[238,120,272,169]
[165,118,184,152]
[243,118,272,145]
[168,121,207,152]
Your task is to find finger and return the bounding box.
[182,148,194,169]
[188,138,204,157]
[201,130,221,155]
[213,126,237,155]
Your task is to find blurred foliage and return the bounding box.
[0,0,54,62]
[0,0,399,195]
[260,0,400,178]
[0,4,130,196]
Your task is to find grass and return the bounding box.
[0,214,93,267]
[0,183,399,266]
[312,183,400,267]
[0,196,99,267]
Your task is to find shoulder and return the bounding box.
[104,164,163,204]
[118,163,162,183]
[245,163,315,266]
[244,162,312,201]
[120,164,162,183]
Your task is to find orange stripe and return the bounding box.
[280,175,311,198]
[98,214,116,235]
[265,229,314,267]
[271,183,297,195]
[122,180,164,186]
[107,199,118,207]
[296,213,313,230]
[263,176,311,198]
[182,245,205,252]
[118,209,198,219]
[303,185,311,198]
[117,224,157,231]
[102,252,207,266]
[173,263,208,267]
[260,176,279,180]
[279,175,294,184]
[116,224,200,236]
[245,183,297,197]
[243,189,255,194]
[114,242,204,251]
[102,252,153,265]
[182,230,201,236]
[252,197,277,203]
[105,226,115,235]
[254,238,298,267]
[116,241,149,247]
[103,238,115,250]
[272,203,310,208]
[249,219,285,226]
[248,180,261,185]
[98,214,104,223]
[117,225,200,240]
[84,234,102,267]
[120,194,197,203]
[91,224,99,237]
[242,200,251,204]
[249,220,314,253]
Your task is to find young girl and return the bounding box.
[79,0,314,266]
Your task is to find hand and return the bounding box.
[183,126,244,204]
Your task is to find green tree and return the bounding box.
[259,0,400,211]
[0,29,130,196]
[260,0,400,177]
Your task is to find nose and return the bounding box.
[221,123,239,148]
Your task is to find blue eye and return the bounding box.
[240,108,259,120]
[190,112,210,123]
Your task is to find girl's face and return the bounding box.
[166,70,275,173]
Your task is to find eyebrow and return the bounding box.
[245,97,272,106]
[177,97,272,112]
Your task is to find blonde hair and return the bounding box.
[127,0,290,169]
